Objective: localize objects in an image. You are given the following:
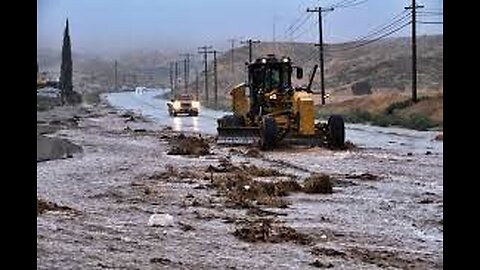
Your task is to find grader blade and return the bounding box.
[216,127,261,145]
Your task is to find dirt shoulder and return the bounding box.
[37,98,443,269]
[317,91,443,131]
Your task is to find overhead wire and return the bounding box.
[328,20,412,53]
[331,0,370,9]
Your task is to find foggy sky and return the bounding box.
[37,0,443,57]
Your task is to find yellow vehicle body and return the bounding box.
[230,84,316,136]
[217,54,345,149]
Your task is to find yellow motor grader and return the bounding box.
[217,54,345,150]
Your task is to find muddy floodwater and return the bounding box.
[37,89,443,269]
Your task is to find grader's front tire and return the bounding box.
[327,115,345,149]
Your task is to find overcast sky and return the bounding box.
[37,0,443,56]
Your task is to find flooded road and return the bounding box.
[105,89,443,156]
[37,89,443,269]
[104,89,226,135]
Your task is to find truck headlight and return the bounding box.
[269,94,277,100]
[192,101,200,108]
[173,101,181,109]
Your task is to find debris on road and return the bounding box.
[209,168,302,208]
[303,174,333,194]
[245,148,262,158]
[233,218,311,245]
[332,140,357,151]
[178,222,195,231]
[311,246,346,257]
[309,260,334,268]
[37,198,75,215]
[37,135,83,162]
[120,110,148,123]
[149,257,172,264]
[167,134,211,156]
[345,172,379,181]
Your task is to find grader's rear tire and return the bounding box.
[260,116,277,150]
[327,115,345,149]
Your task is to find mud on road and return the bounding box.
[37,99,443,269]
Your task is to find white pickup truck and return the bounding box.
[166,94,200,117]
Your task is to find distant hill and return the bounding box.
[37,48,176,92]
[182,35,443,107]
[37,34,442,98]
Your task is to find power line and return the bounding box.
[282,0,313,40]
[329,0,353,8]
[326,11,412,52]
[418,21,443,24]
[284,13,313,40]
[331,0,369,9]
[290,17,318,41]
[328,20,412,53]
[418,11,443,15]
[296,48,318,65]
[349,11,411,43]
[284,13,308,36]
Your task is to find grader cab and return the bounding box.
[217,54,345,150]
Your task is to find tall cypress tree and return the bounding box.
[59,19,72,104]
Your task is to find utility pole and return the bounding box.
[174,61,179,97]
[169,62,174,95]
[180,53,193,93]
[208,50,220,108]
[240,39,261,63]
[195,69,199,100]
[405,0,424,103]
[183,58,188,92]
[227,38,237,76]
[114,60,118,90]
[308,6,334,105]
[198,46,213,102]
[273,14,278,55]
